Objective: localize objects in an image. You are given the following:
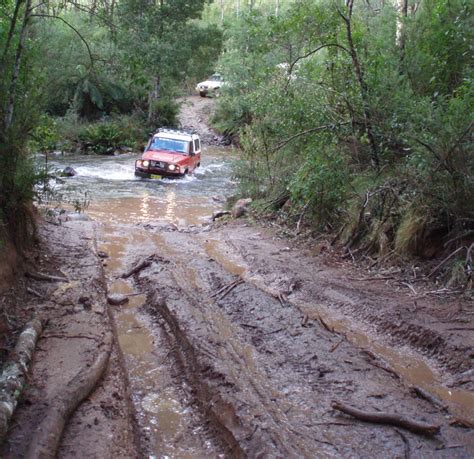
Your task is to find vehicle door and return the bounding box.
[193,138,201,169]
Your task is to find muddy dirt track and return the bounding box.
[1,96,473,458]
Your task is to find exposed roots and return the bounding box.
[25,333,113,458]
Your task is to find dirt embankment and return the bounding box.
[0,220,138,458]
[178,95,230,145]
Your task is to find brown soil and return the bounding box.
[0,97,472,457]
[177,95,227,145]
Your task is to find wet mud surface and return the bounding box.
[1,96,472,457]
[119,221,473,457]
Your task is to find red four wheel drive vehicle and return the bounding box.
[135,128,201,179]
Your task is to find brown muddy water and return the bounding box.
[49,147,234,457]
[47,147,473,455]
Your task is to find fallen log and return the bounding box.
[0,318,44,443]
[331,400,440,436]
[25,333,113,458]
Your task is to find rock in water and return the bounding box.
[62,166,77,177]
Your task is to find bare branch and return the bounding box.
[289,43,350,75]
[273,121,351,152]
[30,13,94,68]
[413,138,441,160]
[444,121,473,161]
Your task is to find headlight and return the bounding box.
[142,160,149,167]
[168,164,176,171]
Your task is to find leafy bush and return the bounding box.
[290,145,349,229]
[214,0,473,267]
[148,98,179,128]
[29,115,61,153]
[78,122,123,154]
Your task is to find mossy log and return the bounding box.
[25,332,112,459]
[0,318,44,444]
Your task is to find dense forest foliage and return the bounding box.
[0,0,472,282]
[0,0,222,246]
[212,0,473,282]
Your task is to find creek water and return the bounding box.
[46,146,473,454]
[46,148,235,225]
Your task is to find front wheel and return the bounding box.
[199,91,206,97]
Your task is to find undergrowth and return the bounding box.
[214,1,473,287]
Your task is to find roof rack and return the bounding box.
[155,127,197,136]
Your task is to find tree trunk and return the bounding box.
[147,75,161,124]
[4,0,32,132]
[342,0,379,169]
[396,0,408,49]
[0,318,44,443]
[0,0,24,73]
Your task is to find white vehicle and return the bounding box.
[196,73,225,97]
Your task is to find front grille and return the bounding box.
[151,160,167,169]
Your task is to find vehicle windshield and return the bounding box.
[149,137,189,154]
[209,74,222,81]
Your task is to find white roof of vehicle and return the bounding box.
[154,128,199,141]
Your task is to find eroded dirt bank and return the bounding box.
[0,219,138,458]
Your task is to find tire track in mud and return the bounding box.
[100,227,231,458]
[130,233,474,458]
[139,271,317,457]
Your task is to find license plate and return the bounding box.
[150,174,162,179]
